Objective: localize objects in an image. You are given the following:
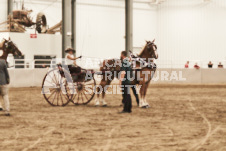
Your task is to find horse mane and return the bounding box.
[138,44,147,56]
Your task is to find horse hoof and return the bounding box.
[141,106,149,109]
[95,101,100,106]
[102,104,107,107]
[95,103,100,107]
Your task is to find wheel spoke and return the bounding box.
[83,88,93,96]
[77,92,80,104]
[50,72,57,84]
[84,82,95,86]
[57,70,60,83]
[43,69,74,106]
[50,90,58,105]
[47,89,57,100]
[61,90,69,101]
[63,81,69,95]
[53,72,59,84]
[82,91,89,102]
[80,92,84,104]
[56,91,59,106]
[50,73,96,105]
[42,87,54,94]
[72,93,77,102]
[44,79,55,86]
[59,91,64,105]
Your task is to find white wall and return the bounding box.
[7,68,226,87]
[76,0,158,59]
[0,0,158,61]
[14,0,62,31]
[134,5,157,52]
[76,0,125,59]
[0,33,62,66]
[0,0,62,33]
[0,0,7,23]
[1,0,226,69]
[157,0,226,68]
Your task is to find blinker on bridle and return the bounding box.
[147,42,158,58]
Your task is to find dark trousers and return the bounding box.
[122,85,132,112]
[131,86,139,105]
[68,65,81,74]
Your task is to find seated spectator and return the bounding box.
[208,61,213,68]
[185,61,189,68]
[194,63,200,69]
[218,62,223,68]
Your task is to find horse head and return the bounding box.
[144,39,158,59]
[3,37,22,57]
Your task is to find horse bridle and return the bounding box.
[4,40,18,55]
[147,42,158,59]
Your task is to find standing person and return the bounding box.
[218,62,223,68]
[194,63,200,69]
[119,51,132,113]
[0,59,10,116]
[131,86,139,106]
[185,61,189,68]
[208,61,213,68]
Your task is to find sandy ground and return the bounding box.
[0,85,226,151]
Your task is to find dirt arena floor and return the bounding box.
[0,84,226,151]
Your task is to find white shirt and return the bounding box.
[65,53,75,65]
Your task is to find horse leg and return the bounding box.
[143,70,155,107]
[95,79,107,106]
[95,84,101,106]
[139,83,145,108]
[95,78,111,106]
[101,79,113,107]
[131,86,139,106]
[143,83,150,108]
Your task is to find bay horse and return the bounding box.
[95,40,158,108]
[0,37,22,61]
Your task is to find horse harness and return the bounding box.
[130,52,157,71]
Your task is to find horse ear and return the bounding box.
[152,39,155,43]
[8,37,11,40]
[145,40,148,43]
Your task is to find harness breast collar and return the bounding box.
[130,52,157,70]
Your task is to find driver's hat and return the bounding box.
[65,48,75,53]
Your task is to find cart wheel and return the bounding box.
[36,12,47,33]
[71,78,96,105]
[42,68,74,106]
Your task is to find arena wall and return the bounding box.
[1,0,226,68]
[0,0,7,23]
[0,33,62,62]
[157,0,226,67]
[7,68,226,88]
[0,0,157,60]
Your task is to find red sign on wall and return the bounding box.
[30,34,37,38]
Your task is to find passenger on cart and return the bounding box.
[65,48,82,74]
